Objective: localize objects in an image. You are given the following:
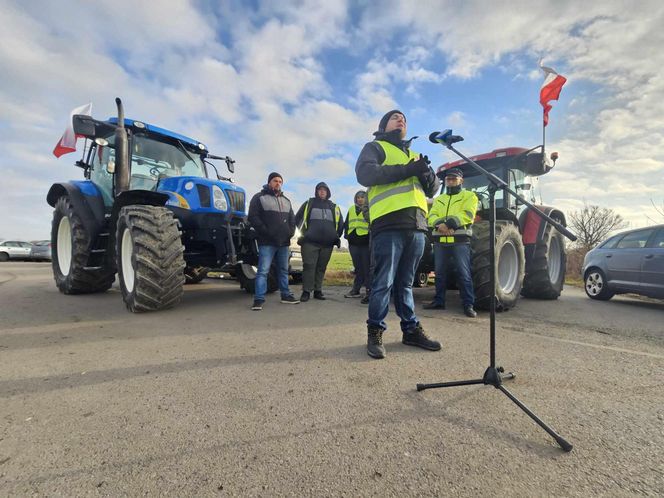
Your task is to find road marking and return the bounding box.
[534,334,664,359]
[0,320,119,336]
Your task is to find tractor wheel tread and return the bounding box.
[116,205,185,312]
[51,196,116,294]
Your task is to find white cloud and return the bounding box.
[1,0,663,241]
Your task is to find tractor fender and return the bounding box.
[111,190,170,217]
[47,182,106,245]
[519,205,567,245]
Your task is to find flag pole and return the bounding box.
[542,111,546,153]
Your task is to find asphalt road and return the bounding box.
[1,263,663,496]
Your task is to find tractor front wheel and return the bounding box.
[51,196,115,294]
[184,266,209,284]
[471,221,525,311]
[237,263,278,294]
[116,205,185,312]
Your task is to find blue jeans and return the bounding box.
[368,230,426,332]
[255,245,291,301]
[433,243,475,308]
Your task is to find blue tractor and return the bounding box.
[47,98,263,312]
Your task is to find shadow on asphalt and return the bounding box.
[0,343,386,398]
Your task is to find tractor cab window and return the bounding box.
[89,136,116,207]
[129,135,207,191]
[463,170,505,210]
[508,169,528,210]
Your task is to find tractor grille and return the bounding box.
[226,190,246,213]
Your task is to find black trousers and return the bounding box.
[349,244,371,293]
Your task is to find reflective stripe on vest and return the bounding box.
[367,141,428,221]
[302,200,341,231]
[347,205,369,236]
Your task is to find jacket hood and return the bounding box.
[373,129,418,148]
[314,182,331,200]
[262,184,282,196]
[354,190,367,205]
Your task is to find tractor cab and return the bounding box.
[437,147,557,224]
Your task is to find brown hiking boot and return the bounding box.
[367,326,386,359]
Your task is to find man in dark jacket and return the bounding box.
[355,109,442,359]
[247,172,300,310]
[344,190,371,299]
[295,182,343,302]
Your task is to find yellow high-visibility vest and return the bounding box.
[428,189,478,243]
[346,205,369,236]
[367,141,427,222]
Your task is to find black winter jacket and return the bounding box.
[355,131,439,235]
[247,185,296,247]
[295,182,343,247]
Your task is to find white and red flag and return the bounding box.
[539,64,567,126]
[52,102,92,158]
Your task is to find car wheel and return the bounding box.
[584,268,614,300]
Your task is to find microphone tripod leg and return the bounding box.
[497,384,573,452]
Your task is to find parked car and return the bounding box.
[289,234,303,284]
[0,240,33,261]
[583,224,664,300]
[30,240,52,261]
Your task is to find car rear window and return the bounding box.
[647,229,664,249]
[615,229,654,249]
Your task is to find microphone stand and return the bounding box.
[417,138,576,452]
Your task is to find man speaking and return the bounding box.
[355,110,441,359]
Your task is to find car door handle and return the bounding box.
[605,254,612,258]
[644,254,654,259]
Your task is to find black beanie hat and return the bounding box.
[267,172,283,183]
[378,109,405,132]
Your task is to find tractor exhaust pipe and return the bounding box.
[114,97,130,195]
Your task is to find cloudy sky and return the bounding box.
[1,0,663,241]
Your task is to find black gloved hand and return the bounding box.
[335,238,341,249]
[409,154,430,175]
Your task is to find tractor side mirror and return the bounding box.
[106,160,116,174]
[72,115,117,139]
[550,151,559,165]
[72,115,97,138]
[517,183,532,191]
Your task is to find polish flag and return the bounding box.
[53,102,92,158]
[540,64,567,127]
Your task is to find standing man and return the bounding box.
[247,172,300,310]
[344,190,371,299]
[295,182,343,302]
[424,168,478,317]
[355,110,442,359]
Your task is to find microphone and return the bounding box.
[429,129,464,146]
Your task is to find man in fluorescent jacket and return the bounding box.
[424,167,479,317]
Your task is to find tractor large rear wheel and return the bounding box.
[51,196,115,294]
[471,221,525,311]
[116,205,185,312]
[521,224,566,299]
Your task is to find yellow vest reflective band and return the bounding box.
[347,205,369,236]
[428,189,478,244]
[302,200,341,231]
[368,141,428,222]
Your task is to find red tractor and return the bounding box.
[416,147,567,310]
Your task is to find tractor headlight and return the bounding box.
[212,185,228,211]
